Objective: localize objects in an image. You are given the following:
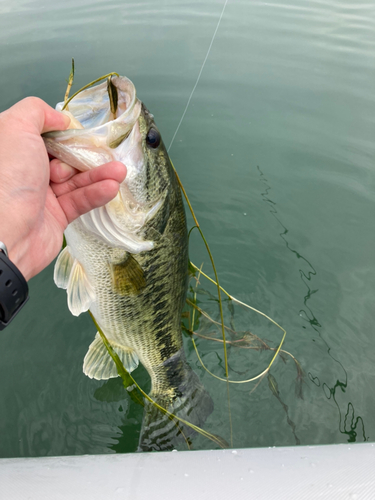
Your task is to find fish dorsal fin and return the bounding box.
[110,254,146,296]
[67,259,96,317]
[54,246,75,289]
[83,333,139,380]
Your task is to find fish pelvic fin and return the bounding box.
[110,254,146,296]
[83,333,139,380]
[138,356,214,452]
[54,247,95,316]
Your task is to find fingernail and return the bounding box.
[61,110,85,130]
[60,111,71,129]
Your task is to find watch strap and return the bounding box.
[0,241,8,257]
[0,251,29,330]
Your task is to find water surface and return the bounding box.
[0,0,374,456]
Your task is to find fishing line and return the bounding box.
[167,0,229,152]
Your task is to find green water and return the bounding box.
[0,0,374,456]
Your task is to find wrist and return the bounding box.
[2,238,30,281]
[0,222,32,281]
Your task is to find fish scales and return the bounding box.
[44,76,213,451]
[70,158,188,388]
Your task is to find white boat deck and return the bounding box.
[0,443,373,499]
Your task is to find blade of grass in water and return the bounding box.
[190,262,287,333]
[183,319,301,388]
[171,162,229,380]
[64,58,75,110]
[186,262,288,382]
[89,313,144,406]
[89,312,227,450]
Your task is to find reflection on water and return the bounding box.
[258,166,368,443]
[17,376,125,456]
[267,373,300,445]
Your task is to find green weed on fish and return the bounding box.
[90,312,227,450]
[64,58,74,110]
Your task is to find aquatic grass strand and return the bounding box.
[187,262,288,382]
[185,323,300,374]
[89,312,144,407]
[183,302,287,384]
[90,312,227,450]
[173,163,233,449]
[64,58,75,110]
[178,201,233,445]
[191,338,273,384]
[190,262,287,334]
[171,162,229,379]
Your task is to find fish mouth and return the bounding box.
[57,76,138,129]
[43,76,142,172]
[43,76,161,248]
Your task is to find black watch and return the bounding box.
[0,243,29,330]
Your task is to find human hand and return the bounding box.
[0,97,126,281]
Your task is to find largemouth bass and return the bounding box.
[44,76,213,451]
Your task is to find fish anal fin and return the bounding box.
[110,254,146,296]
[83,332,139,380]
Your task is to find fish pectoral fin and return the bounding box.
[110,254,146,296]
[54,246,95,316]
[54,246,75,289]
[67,259,95,317]
[83,333,139,380]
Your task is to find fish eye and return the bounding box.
[146,128,161,149]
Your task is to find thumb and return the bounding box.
[8,96,71,134]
